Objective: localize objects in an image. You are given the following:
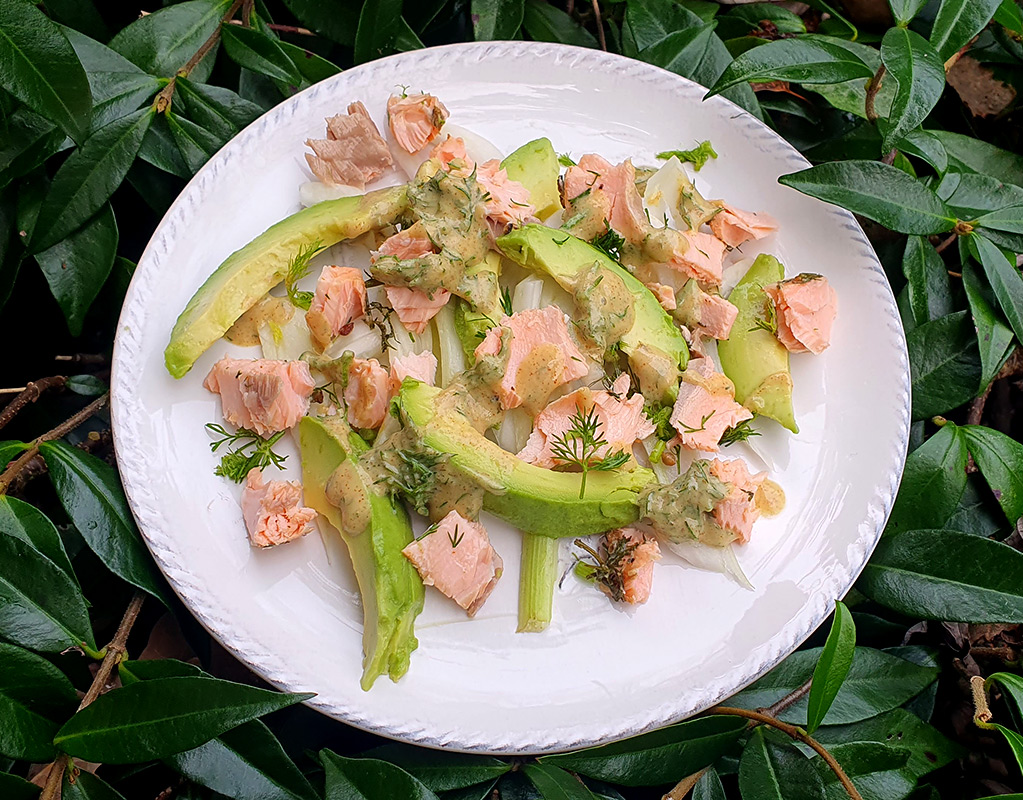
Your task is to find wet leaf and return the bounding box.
[886,422,968,535]
[321,751,439,800]
[930,0,1002,61]
[277,42,341,84]
[62,770,127,800]
[889,0,929,26]
[0,1,91,143]
[947,173,1023,218]
[353,0,403,64]
[976,207,1023,254]
[639,24,718,78]
[897,129,948,175]
[66,374,108,396]
[221,25,301,85]
[962,424,1023,525]
[807,601,856,734]
[281,0,359,46]
[523,763,596,800]
[902,235,953,327]
[54,676,312,763]
[522,0,598,47]
[0,642,78,761]
[907,311,982,419]
[363,743,510,791]
[692,767,726,800]
[540,716,748,786]
[0,496,77,584]
[176,79,263,143]
[738,728,825,800]
[932,130,1023,186]
[41,440,170,605]
[812,742,912,800]
[878,28,945,153]
[473,0,525,40]
[859,528,1023,621]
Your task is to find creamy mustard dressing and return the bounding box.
[224,295,293,347]
[324,458,372,535]
[515,342,565,415]
[629,343,681,403]
[756,478,786,517]
[571,263,635,352]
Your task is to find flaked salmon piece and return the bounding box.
[344,357,390,429]
[241,468,317,548]
[708,458,766,544]
[710,203,778,249]
[305,102,393,190]
[474,306,589,411]
[675,281,738,340]
[305,265,367,351]
[477,159,535,229]
[374,221,437,260]
[670,357,753,452]
[389,351,438,393]
[601,527,661,604]
[402,510,503,616]
[387,93,449,154]
[668,230,727,285]
[647,282,677,311]
[431,135,475,176]
[204,357,314,437]
[563,155,648,243]
[518,374,653,468]
[385,285,450,334]
[765,274,837,355]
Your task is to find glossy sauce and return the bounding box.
[225,295,293,347]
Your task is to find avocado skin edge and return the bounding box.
[299,415,424,691]
[397,380,656,538]
[165,185,410,379]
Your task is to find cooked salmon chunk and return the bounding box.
[674,280,739,340]
[385,286,450,334]
[709,458,766,544]
[601,527,661,604]
[668,230,727,285]
[765,274,837,355]
[401,511,503,615]
[563,154,648,243]
[375,222,436,260]
[474,306,589,411]
[710,203,778,249]
[670,357,753,451]
[305,102,393,189]
[204,357,315,436]
[647,282,677,311]
[389,351,438,393]
[518,375,653,468]
[344,357,390,429]
[305,265,367,351]
[387,93,449,154]
[476,159,535,230]
[240,468,317,548]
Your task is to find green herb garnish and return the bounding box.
[500,285,513,316]
[574,535,641,603]
[590,223,625,262]
[558,153,577,167]
[719,418,760,447]
[206,424,288,483]
[656,140,718,171]
[549,405,630,499]
[284,240,323,310]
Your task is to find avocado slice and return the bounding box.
[299,414,424,691]
[496,224,689,401]
[166,185,409,378]
[500,138,561,221]
[718,254,798,433]
[396,379,656,537]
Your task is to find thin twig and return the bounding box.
[865,64,886,123]
[971,675,993,728]
[971,646,1018,661]
[0,393,109,496]
[662,768,707,799]
[40,592,146,800]
[765,677,812,717]
[268,23,315,35]
[592,0,607,51]
[55,354,108,367]
[714,707,864,800]
[0,376,67,431]
[967,383,992,426]
[935,232,958,254]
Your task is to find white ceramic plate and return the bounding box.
[111,42,909,755]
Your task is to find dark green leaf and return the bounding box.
[625,0,692,50]
[522,764,595,800]
[119,657,204,684]
[393,18,425,53]
[443,780,501,800]
[321,751,439,800]
[719,4,806,37]
[878,28,945,152]
[54,676,312,763]
[353,0,403,64]
[707,37,873,97]
[67,374,108,396]
[946,173,1023,218]
[738,728,825,800]
[110,0,231,82]
[779,160,956,235]
[0,1,91,143]
[930,0,1002,61]
[947,471,1006,537]
[692,767,726,800]
[730,647,938,725]
[167,113,222,174]
[988,671,1023,721]
[907,311,982,419]
[41,439,170,605]
[277,42,341,84]
[962,424,1023,524]
[859,528,1023,621]
[221,25,301,85]
[282,0,360,46]
[62,770,127,800]
[138,113,191,178]
[473,0,525,40]
[931,130,1023,186]
[34,203,118,336]
[0,108,66,189]
[902,235,953,328]
[935,170,961,201]
[805,0,858,39]
[976,204,1023,251]
[29,108,152,253]
[897,129,948,175]
[807,601,856,734]
[972,234,1023,348]
[812,742,913,800]
[886,422,968,534]
[0,441,29,470]
[991,725,1023,771]
[523,0,598,47]
[540,716,748,786]
[0,530,95,652]
[0,642,78,761]
[815,709,962,779]
[168,720,319,800]
[639,24,717,77]
[363,743,510,791]
[0,772,40,800]
[0,495,77,584]
[176,78,263,143]
[889,0,929,26]
[41,0,108,41]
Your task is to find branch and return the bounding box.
[0,393,109,496]
[0,376,67,431]
[40,592,146,800]
[934,232,958,254]
[865,64,886,123]
[765,677,812,717]
[713,707,864,800]
[662,768,707,800]
[592,0,607,51]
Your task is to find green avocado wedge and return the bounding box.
[500,138,561,221]
[165,185,409,378]
[397,380,656,537]
[718,254,798,433]
[299,415,424,691]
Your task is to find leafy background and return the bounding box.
[1,0,1023,798]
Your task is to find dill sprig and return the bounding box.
[365,300,397,351]
[206,424,288,483]
[590,224,625,262]
[750,289,778,334]
[719,418,760,447]
[548,405,630,499]
[500,285,513,317]
[380,447,444,516]
[448,524,464,548]
[573,536,640,603]
[677,410,716,435]
[655,140,718,171]
[644,403,675,442]
[284,240,323,310]
[558,153,576,167]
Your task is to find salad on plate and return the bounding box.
[164,91,838,691]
